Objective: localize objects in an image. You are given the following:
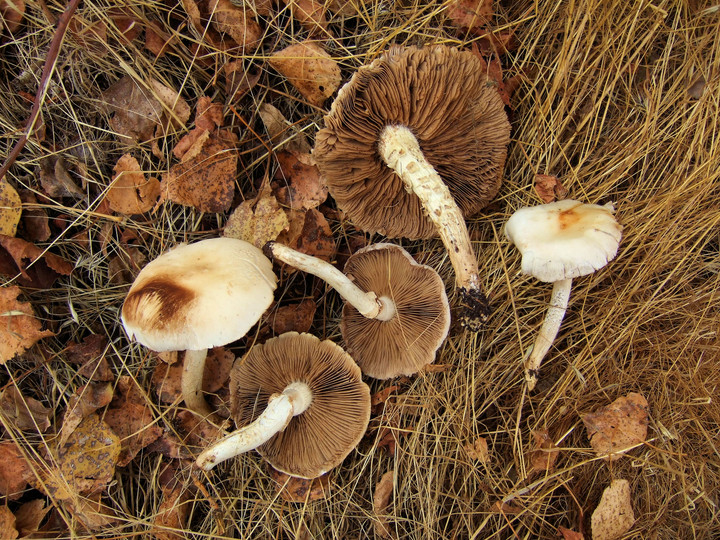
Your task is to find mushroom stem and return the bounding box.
[378,125,488,330]
[266,242,395,320]
[525,278,572,390]
[181,349,216,420]
[195,382,312,471]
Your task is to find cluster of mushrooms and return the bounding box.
[120,45,622,480]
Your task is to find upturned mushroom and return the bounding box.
[122,237,277,419]
[314,44,511,330]
[504,199,622,390]
[265,242,450,378]
[195,332,370,478]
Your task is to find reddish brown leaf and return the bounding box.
[1,0,25,34]
[202,347,234,394]
[65,334,114,381]
[270,468,330,502]
[0,506,18,540]
[582,393,649,461]
[529,429,560,472]
[534,174,568,203]
[270,299,316,334]
[475,30,519,55]
[0,235,73,288]
[144,24,174,58]
[258,103,312,153]
[67,18,108,56]
[209,0,262,50]
[224,61,261,102]
[38,155,83,199]
[13,499,50,537]
[292,208,336,262]
[176,409,224,448]
[152,485,192,540]
[373,470,394,538]
[0,441,33,500]
[558,526,585,540]
[273,150,328,210]
[62,493,120,532]
[0,285,54,363]
[371,385,400,409]
[59,383,114,446]
[0,384,51,432]
[194,96,224,131]
[107,154,161,215]
[446,0,492,31]
[17,189,50,242]
[287,0,328,36]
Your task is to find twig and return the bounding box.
[0,0,81,183]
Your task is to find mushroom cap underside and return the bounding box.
[504,199,623,282]
[122,237,277,351]
[340,243,451,379]
[231,332,371,478]
[314,44,511,239]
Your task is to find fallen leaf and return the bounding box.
[591,479,635,540]
[687,75,706,99]
[38,413,120,500]
[59,383,114,446]
[175,409,224,448]
[270,299,316,334]
[0,506,18,540]
[258,103,312,153]
[273,150,328,210]
[109,8,142,44]
[534,174,568,203]
[104,376,162,466]
[0,384,51,432]
[269,469,330,502]
[286,0,328,36]
[13,499,50,537]
[268,41,341,107]
[529,429,559,472]
[145,24,174,58]
[1,0,25,34]
[152,485,192,540]
[65,334,114,381]
[371,385,400,410]
[209,0,263,50]
[465,437,489,463]
[373,470,394,538]
[0,181,22,236]
[67,18,108,56]
[223,186,289,248]
[558,526,585,540]
[446,0,492,31]
[0,440,33,499]
[0,235,73,288]
[224,61,261,102]
[582,392,649,461]
[17,189,50,242]
[0,285,54,363]
[106,154,161,215]
[62,494,120,531]
[38,156,84,199]
[161,131,238,212]
[148,79,193,133]
[475,30,519,55]
[287,208,335,262]
[490,500,523,514]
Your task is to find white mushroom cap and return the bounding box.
[122,238,277,351]
[504,199,623,283]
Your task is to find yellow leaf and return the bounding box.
[224,188,289,248]
[0,286,53,364]
[0,182,22,236]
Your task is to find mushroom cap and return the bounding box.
[504,199,623,282]
[340,243,451,379]
[121,237,277,351]
[231,332,370,478]
[314,44,511,239]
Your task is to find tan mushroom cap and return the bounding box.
[231,332,370,478]
[314,44,511,239]
[340,243,451,379]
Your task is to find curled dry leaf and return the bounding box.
[152,485,192,540]
[373,470,395,539]
[0,235,73,288]
[558,526,585,540]
[37,155,83,199]
[59,382,114,446]
[0,384,51,432]
[270,468,330,503]
[13,499,50,537]
[107,154,160,215]
[0,285,53,363]
[465,436,489,463]
[268,41,341,107]
[209,0,263,50]
[258,103,311,153]
[38,413,120,500]
[223,186,289,248]
[0,181,22,236]
[286,0,328,36]
[0,506,18,540]
[273,150,328,210]
[529,429,559,472]
[0,440,33,499]
[582,392,649,461]
[270,299,316,334]
[446,0,492,31]
[534,174,568,204]
[224,61,261,102]
[277,207,336,263]
[591,479,635,540]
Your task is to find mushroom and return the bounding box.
[265,242,450,378]
[504,199,622,390]
[195,332,370,478]
[314,44,511,330]
[121,237,277,419]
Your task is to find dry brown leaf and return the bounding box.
[38,413,120,500]
[269,469,330,502]
[65,334,114,381]
[373,470,395,539]
[558,526,585,540]
[274,150,328,210]
[153,360,183,405]
[145,25,174,58]
[62,494,120,531]
[591,479,635,540]
[107,154,160,215]
[67,18,108,56]
[13,499,50,537]
[529,429,559,472]
[465,437,489,463]
[0,384,51,432]
[0,440,33,499]
[176,409,224,448]
[59,383,114,446]
[270,299,316,334]
[490,500,523,514]
[1,0,25,34]
[162,130,238,212]
[0,235,73,289]
[224,61,261,102]
[286,0,328,36]
[104,376,162,466]
[38,156,84,199]
[280,207,335,262]
[0,181,22,236]
[223,187,289,248]
[582,392,649,461]
[446,0,492,30]
[209,0,263,50]
[147,79,192,133]
[0,285,54,363]
[17,189,50,242]
[534,174,568,203]
[102,77,164,142]
[0,506,18,540]
[152,485,192,540]
[258,103,311,153]
[371,385,400,410]
[268,41,341,107]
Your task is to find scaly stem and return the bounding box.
[195,382,312,470]
[378,125,489,330]
[525,278,572,390]
[266,242,396,321]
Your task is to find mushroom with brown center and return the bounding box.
[504,199,623,390]
[314,44,511,330]
[121,237,277,419]
[195,332,370,478]
[265,242,450,379]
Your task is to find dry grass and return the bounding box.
[1,0,719,538]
